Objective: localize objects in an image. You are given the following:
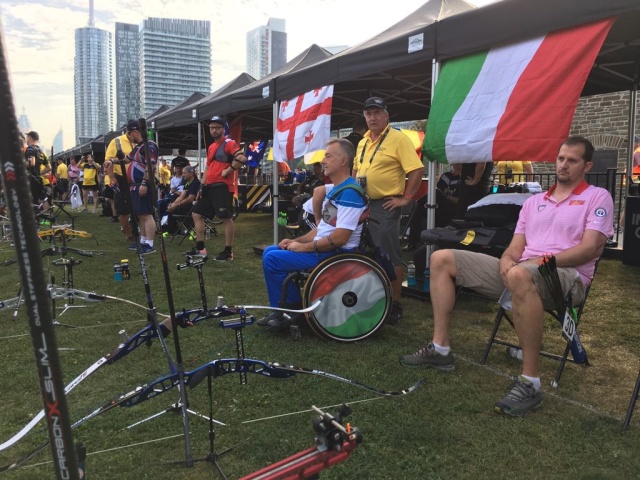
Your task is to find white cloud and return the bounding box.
[1,0,497,150]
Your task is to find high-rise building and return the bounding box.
[115,23,140,129]
[246,18,287,80]
[52,127,64,154]
[74,26,114,144]
[140,18,211,116]
[17,107,31,134]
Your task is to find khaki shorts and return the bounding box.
[451,250,586,309]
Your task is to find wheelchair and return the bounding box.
[279,252,393,343]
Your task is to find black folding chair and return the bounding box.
[480,265,598,389]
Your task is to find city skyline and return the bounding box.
[1,0,495,150]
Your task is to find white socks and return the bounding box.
[432,342,450,356]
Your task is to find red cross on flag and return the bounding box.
[273,85,334,162]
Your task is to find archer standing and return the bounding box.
[25,131,51,213]
[125,120,158,255]
[190,115,247,261]
[353,97,424,323]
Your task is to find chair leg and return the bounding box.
[623,370,640,430]
[481,307,506,364]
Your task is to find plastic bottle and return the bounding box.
[277,211,288,226]
[507,346,523,360]
[407,261,416,287]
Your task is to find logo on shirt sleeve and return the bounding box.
[594,207,607,217]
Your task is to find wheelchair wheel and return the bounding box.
[302,253,391,342]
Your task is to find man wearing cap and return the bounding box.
[25,131,51,213]
[104,127,136,245]
[190,115,247,261]
[124,119,159,255]
[354,97,424,324]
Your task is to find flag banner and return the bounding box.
[273,85,334,162]
[245,140,266,168]
[424,19,614,164]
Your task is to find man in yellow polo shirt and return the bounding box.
[354,97,424,324]
[54,157,69,201]
[104,131,135,246]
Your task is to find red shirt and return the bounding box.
[205,136,241,193]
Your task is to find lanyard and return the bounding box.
[358,126,390,169]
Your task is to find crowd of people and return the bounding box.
[17,98,618,417]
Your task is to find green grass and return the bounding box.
[1,209,640,479]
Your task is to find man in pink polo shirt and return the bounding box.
[399,136,613,416]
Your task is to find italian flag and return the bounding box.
[424,19,614,164]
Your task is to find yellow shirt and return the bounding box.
[354,126,423,199]
[159,164,171,186]
[40,163,50,186]
[495,161,532,183]
[105,133,134,177]
[56,162,68,180]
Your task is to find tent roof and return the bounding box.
[155,73,256,148]
[434,0,640,97]
[153,92,206,130]
[276,0,474,106]
[196,44,333,140]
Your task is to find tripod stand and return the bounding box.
[1,224,105,322]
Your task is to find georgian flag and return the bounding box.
[273,85,334,162]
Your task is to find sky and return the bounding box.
[0,0,497,150]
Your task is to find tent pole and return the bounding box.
[425,59,441,270]
[627,79,638,194]
[197,122,202,172]
[273,101,279,245]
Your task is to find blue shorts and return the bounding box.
[131,187,153,216]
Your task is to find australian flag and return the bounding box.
[245,140,266,169]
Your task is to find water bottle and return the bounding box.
[423,268,430,293]
[407,261,416,287]
[507,346,523,360]
[113,263,123,282]
[277,211,288,226]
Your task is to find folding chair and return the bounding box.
[623,369,640,430]
[480,264,598,388]
[169,204,197,245]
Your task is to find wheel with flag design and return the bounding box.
[302,254,391,342]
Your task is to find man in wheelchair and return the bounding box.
[258,138,368,328]
[400,137,614,416]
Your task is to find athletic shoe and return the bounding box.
[128,242,138,251]
[185,247,207,258]
[495,376,544,416]
[399,342,455,371]
[256,311,282,327]
[141,244,156,255]
[214,249,233,262]
[386,301,403,324]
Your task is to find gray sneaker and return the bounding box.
[399,342,455,371]
[495,376,544,416]
[256,311,282,327]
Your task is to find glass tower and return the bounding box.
[74,26,114,145]
[115,23,141,129]
[246,18,286,80]
[140,18,211,116]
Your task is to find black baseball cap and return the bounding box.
[363,97,387,111]
[126,120,140,132]
[210,116,225,126]
[26,131,39,141]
